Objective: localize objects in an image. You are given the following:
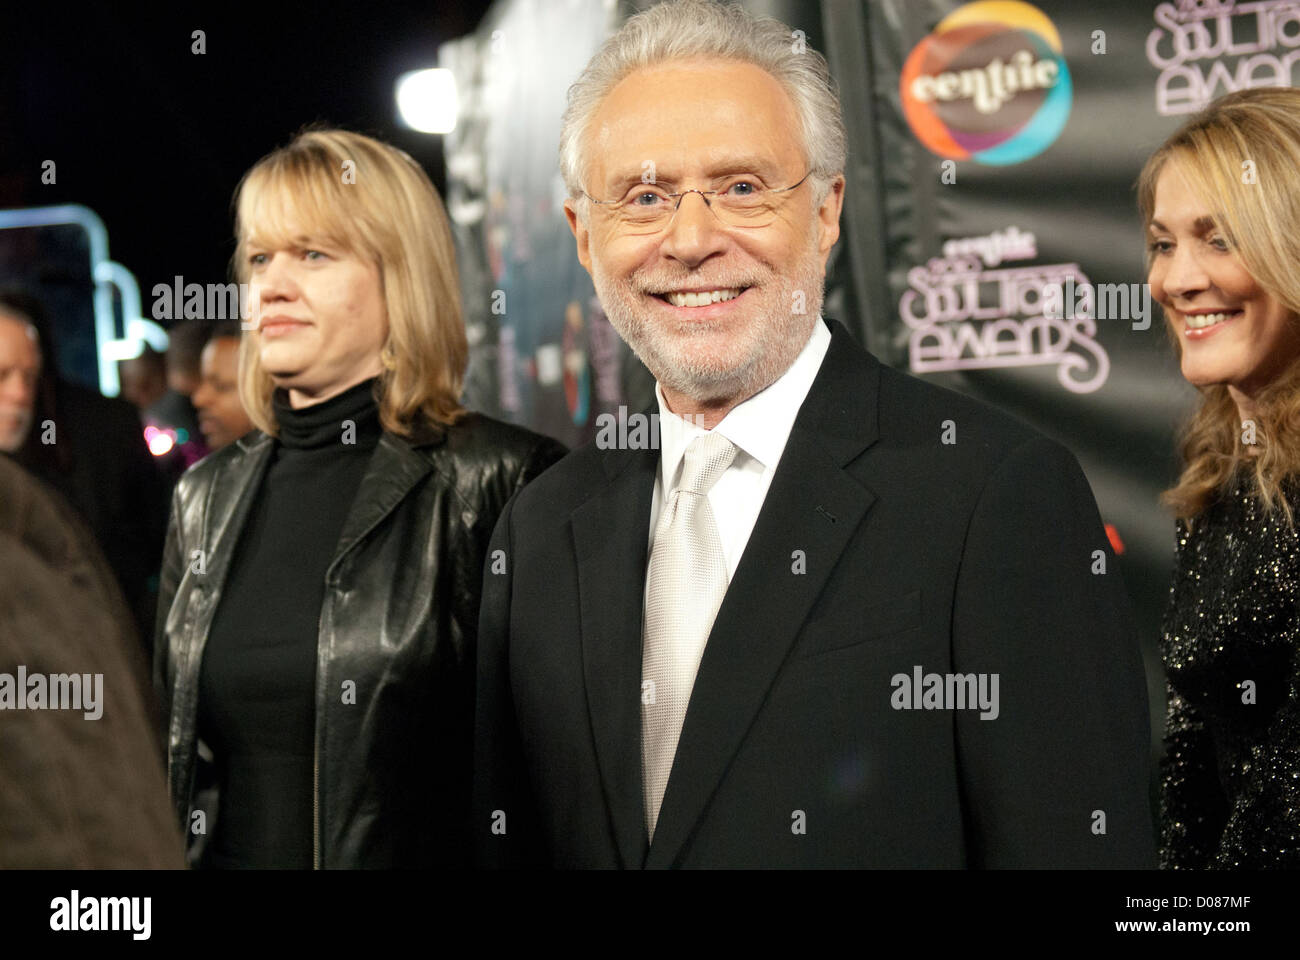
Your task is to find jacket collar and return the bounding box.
[224,416,448,581]
[571,316,882,868]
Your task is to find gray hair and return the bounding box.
[559,0,847,221]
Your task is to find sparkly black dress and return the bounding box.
[1159,468,1300,868]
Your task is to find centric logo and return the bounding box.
[901,0,1072,166]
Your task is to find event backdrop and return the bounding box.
[441,0,1299,747]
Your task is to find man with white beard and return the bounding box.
[473,0,1155,869]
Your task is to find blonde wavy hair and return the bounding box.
[1138,88,1300,526]
[233,128,466,437]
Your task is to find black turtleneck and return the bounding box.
[198,377,383,869]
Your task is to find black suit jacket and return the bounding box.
[474,317,1156,868]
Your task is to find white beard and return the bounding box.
[591,232,825,406]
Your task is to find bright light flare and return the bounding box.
[395,69,458,134]
[145,425,176,456]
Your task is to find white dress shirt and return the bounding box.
[645,316,832,587]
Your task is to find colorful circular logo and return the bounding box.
[900,1,1072,166]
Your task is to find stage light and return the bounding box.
[395,69,458,134]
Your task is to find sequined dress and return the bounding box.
[1159,468,1300,868]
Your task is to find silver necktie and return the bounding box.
[642,431,738,840]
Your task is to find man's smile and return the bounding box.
[648,285,754,316]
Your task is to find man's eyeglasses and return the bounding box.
[581,171,813,231]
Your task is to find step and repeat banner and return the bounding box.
[441,0,1298,715]
[826,0,1297,697]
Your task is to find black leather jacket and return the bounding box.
[153,411,566,868]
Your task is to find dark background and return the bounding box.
[0,2,493,293]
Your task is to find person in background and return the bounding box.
[1142,87,1300,869]
[119,321,212,473]
[154,128,567,869]
[151,317,210,468]
[164,317,208,400]
[118,345,168,412]
[0,455,184,868]
[0,303,38,455]
[0,288,169,651]
[118,345,201,485]
[193,320,255,451]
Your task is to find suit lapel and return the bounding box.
[201,434,274,597]
[644,319,882,868]
[327,433,439,577]
[572,438,658,869]
[184,434,274,678]
[195,429,439,637]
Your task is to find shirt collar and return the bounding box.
[654,316,832,491]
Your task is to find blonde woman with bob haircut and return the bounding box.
[1142,87,1300,869]
[154,128,567,869]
